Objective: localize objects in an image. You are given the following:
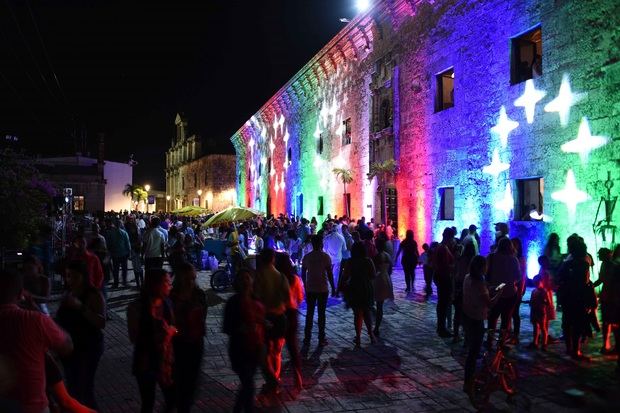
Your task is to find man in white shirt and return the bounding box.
[143,216,165,269]
[322,223,347,285]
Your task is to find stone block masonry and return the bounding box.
[231,0,619,277]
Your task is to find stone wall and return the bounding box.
[177,154,237,212]
[232,0,620,277]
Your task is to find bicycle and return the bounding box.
[210,256,233,291]
[471,329,518,409]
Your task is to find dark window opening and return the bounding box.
[317,196,324,216]
[511,27,542,85]
[182,177,185,190]
[435,68,454,112]
[258,162,262,177]
[297,193,304,217]
[515,177,543,221]
[439,187,454,220]
[380,187,397,227]
[287,147,292,165]
[267,157,271,175]
[317,133,324,154]
[343,118,352,145]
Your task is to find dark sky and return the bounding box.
[0,0,357,189]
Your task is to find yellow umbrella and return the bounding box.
[203,206,263,227]
[172,205,209,216]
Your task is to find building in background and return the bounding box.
[165,113,236,211]
[231,0,619,278]
[36,155,132,212]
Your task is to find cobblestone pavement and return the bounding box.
[89,267,620,412]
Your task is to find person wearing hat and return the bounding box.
[463,225,480,255]
[491,222,509,253]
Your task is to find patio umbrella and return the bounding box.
[203,206,263,227]
[172,206,209,216]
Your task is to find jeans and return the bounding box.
[423,265,433,294]
[131,252,144,287]
[434,277,453,332]
[463,313,485,383]
[136,373,176,413]
[304,292,328,341]
[63,339,104,409]
[487,296,516,333]
[112,255,128,286]
[232,359,258,412]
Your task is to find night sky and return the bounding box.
[0,0,357,189]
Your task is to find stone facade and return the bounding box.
[231,0,619,277]
[166,114,236,212]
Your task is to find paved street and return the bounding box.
[90,267,620,412]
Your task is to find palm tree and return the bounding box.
[122,183,148,208]
[367,159,397,224]
[332,167,354,217]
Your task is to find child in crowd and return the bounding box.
[420,243,433,296]
[529,275,553,350]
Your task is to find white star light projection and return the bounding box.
[482,149,510,177]
[490,106,519,147]
[495,182,514,216]
[514,79,546,124]
[283,128,289,144]
[561,117,609,164]
[544,74,586,127]
[551,169,589,220]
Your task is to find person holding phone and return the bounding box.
[462,255,503,398]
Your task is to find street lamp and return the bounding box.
[197,189,202,207]
[144,184,151,192]
[143,184,151,213]
[166,195,171,212]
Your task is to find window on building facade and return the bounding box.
[73,195,85,211]
[182,177,185,190]
[267,157,271,175]
[343,118,352,145]
[435,68,454,112]
[317,133,324,155]
[317,196,324,216]
[297,193,304,217]
[515,177,544,221]
[287,147,292,166]
[511,26,542,85]
[258,162,262,177]
[439,187,455,220]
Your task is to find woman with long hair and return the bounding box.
[340,242,376,348]
[462,255,502,397]
[373,238,394,337]
[56,260,106,409]
[394,230,419,293]
[274,252,304,391]
[127,269,177,413]
[543,232,562,277]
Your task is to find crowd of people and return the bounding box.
[1,209,620,412]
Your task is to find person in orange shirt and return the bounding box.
[275,252,304,392]
[67,235,104,290]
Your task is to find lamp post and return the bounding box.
[166,195,171,212]
[197,189,202,207]
[144,184,151,213]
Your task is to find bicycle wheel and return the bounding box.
[210,269,230,291]
[499,360,517,395]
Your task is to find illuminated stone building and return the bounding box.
[231,0,619,277]
[166,114,236,211]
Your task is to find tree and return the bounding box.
[0,149,56,250]
[122,184,147,209]
[367,159,397,225]
[332,167,354,217]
